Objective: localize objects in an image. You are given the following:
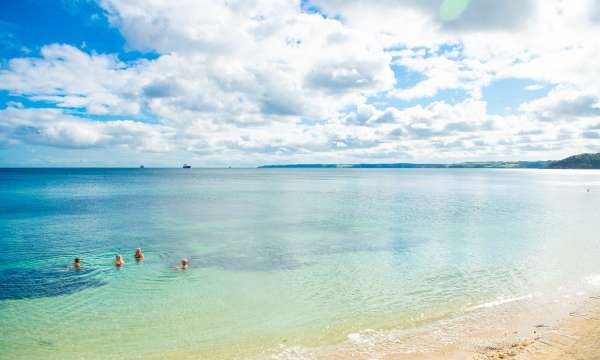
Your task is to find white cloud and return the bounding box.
[0,107,172,151]
[312,0,536,36]
[2,0,600,164]
[0,44,143,115]
[525,84,545,92]
[519,89,600,121]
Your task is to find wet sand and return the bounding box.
[264,293,600,360]
[368,295,600,360]
[472,295,600,360]
[162,294,600,359]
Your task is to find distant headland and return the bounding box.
[545,153,600,169]
[258,152,600,170]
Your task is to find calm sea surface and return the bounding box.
[1,168,600,359]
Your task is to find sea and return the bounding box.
[1,168,600,359]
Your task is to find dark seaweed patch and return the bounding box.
[0,267,106,300]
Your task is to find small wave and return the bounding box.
[466,294,534,311]
[346,329,378,345]
[584,274,600,287]
[267,346,314,360]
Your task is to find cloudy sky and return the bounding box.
[1,0,600,167]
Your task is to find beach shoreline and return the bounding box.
[260,291,600,360]
[472,295,600,360]
[147,291,600,360]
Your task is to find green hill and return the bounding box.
[547,153,600,169]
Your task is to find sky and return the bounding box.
[1,0,600,167]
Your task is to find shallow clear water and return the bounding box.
[1,168,600,359]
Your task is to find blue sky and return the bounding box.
[1,0,599,167]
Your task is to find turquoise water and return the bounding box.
[1,168,600,359]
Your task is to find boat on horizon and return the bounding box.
[183,164,191,169]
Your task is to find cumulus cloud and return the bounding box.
[519,90,600,121]
[0,107,172,151]
[437,0,535,31]
[305,56,393,94]
[389,48,488,100]
[313,0,536,33]
[525,84,545,92]
[1,0,600,164]
[0,44,142,115]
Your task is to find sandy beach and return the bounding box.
[389,295,600,360]
[472,296,600,360]
[155,295,600,360]
[265,292,600,360]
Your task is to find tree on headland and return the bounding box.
[546,153,600,169]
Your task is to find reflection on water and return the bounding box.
[1,168,600,359]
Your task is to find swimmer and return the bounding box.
[134,247,144,261]
[175,258,189,270]
[74,257,81,269]
[115,255,124,267]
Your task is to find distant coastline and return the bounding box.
[259,152,600,170]
[258,161,550,169]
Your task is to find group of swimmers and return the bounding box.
[73,247,189,270]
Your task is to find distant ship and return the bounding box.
[140,165,144,169]
[182,164,191,169]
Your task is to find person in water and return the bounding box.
[180,258,189,270]
[74,257,81,269]
[134,247,144,261]
[115,255,124,267]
